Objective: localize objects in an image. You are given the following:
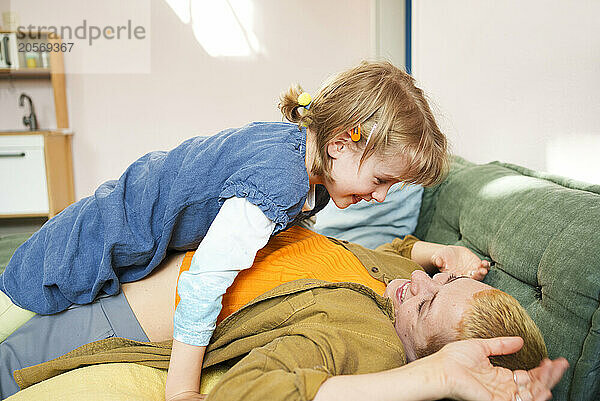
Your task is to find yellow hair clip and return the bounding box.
[297,92,312,109]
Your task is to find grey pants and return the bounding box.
[0,291,148,400]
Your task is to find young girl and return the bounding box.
[0,61,449,399]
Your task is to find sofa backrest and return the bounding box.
[415,156,600,401]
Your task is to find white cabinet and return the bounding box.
[0,134,49,214]
[0,131,74,218]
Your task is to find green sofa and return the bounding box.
[0,233,32,274]
[415,156,600,401]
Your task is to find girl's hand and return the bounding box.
[431,337,569,401]
[431,245,491,280]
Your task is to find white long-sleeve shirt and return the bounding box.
[173,186,316,346]
[173,196,276,345]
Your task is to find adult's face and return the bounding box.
[383,270,492,362]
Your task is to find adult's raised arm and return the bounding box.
[314,337,568,401]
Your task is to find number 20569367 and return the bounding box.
[18,42,74,53]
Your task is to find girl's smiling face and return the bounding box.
[323,132,406,209]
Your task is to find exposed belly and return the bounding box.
[122,251,185,342]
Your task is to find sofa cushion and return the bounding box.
[0,233,33,275]
[415,156,600,401]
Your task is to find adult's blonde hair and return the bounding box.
[458,289,548,370]
[278,60,449,186]
[416,289,548,371]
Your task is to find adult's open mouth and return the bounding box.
[395,280,411,304]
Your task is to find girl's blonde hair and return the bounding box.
[415,289,548,371]
[278,60,449,186]
[458,289,549,370]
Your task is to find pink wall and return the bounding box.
[1,0,373,198]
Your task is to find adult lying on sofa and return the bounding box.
[2,155,594,400]
[1,225,566,401]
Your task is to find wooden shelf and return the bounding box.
[0,130,73,136]
[0,31,68,128]
[0,68,51,79]
[0,213,50,219]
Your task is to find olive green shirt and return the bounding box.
[15,236,423,401]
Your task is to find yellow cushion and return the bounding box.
[7,363,229,400]
[0,290,35,342]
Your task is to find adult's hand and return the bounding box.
[431,337,568,401]
[431,245,490,280]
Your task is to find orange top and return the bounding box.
[176,226,387,325]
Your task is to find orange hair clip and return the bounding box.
[350,125,361,142]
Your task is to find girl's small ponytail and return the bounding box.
[278,84,309,125]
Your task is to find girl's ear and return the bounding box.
[326,131,353,158]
